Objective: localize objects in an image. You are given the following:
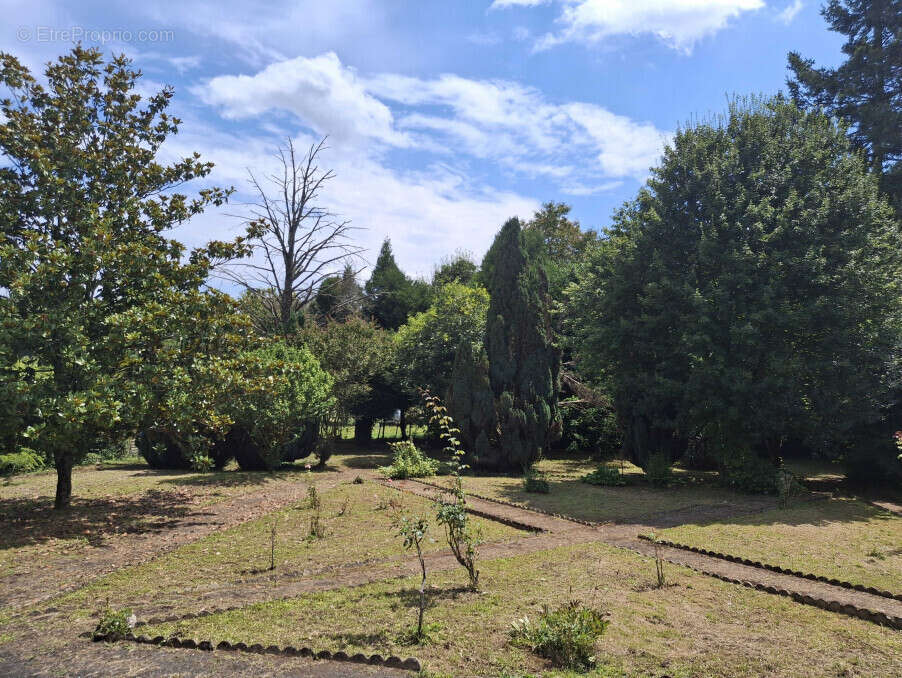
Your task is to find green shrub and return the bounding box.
[509,601,609,671]
[0,449,45,476]
[228,342,334,471]
[522,469,550,493]
[644,452,672,487]
[135,430,192,470]
[582,463,626,486]
[379,440,439,479]
[559,400,622,459]
[718,449,777,494]
[94,608,134,637]
[190,454,214,472]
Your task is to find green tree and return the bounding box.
[788,0,902,211]
[313,263,363,322]
[0,47,245,508]
[483,218,561,470]
[364,239,431,330]
[446,339,496,467]
[568,97,902,473]
[432,252,478,288]
[297,316,398,438]
[395,282,490,396]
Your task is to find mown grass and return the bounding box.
[141,541,902,678]
[460,458,768,524]
[659,497,902,594]
[49,480,524,613]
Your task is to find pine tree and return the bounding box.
[788,0,902,210]
[447,339,496,467]
[482,218,561,470]
[314,263,363,321]
[364,239,431,330]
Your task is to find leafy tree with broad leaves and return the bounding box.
[788,0,902,211]
[568,96,902,475]
[482,218,561,471]
[432,252,478,288]
[364,239,431,330]
[0,47,248,508]
[394,281,489,396]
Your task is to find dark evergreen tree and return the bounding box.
[313,263,363,321]
[482,218,561,470]
[447,338,496,467]
[364,239,431,330]
[788,0,902,211]
[568,97,902,480]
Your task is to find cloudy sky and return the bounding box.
[2,0,843,278]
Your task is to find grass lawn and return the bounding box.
[460,458,769,524]
[49,479,525,613]
[139,541,902,678]
[659,497,902,594]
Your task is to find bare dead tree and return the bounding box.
[219,137,364,334]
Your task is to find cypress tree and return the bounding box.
[482,218,561,470]
[788,0,902,211]
[447,339,496,467]
[364,239,431,330]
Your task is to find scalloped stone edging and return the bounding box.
[90,631,422,672]
[638,534,902,602]
[396,478,599,528]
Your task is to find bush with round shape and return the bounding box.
[228,342,333,472]
[0,448,45,476]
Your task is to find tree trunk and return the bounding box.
[399,408,408,440]
[354,417,374,442]
[54,453,73,510]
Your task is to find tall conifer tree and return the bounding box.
[788,0,902,210]
[482,218,561,470]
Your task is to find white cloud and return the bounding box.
[775,0,803,25]
[194,53,411,149]
[194,53,669,186]
[495,0,764,53]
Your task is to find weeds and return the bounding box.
[649,532,666,587]
[509,601,609,671]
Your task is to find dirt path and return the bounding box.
[1,469,363,612]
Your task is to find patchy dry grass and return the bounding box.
[460,458,764,524]
[50,480,524,613]
[660,497,902,594]
[141,541,902,678]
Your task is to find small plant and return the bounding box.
[353,475,365,484]
[307,483,325,539]
[582,463,626,486]
[190,454,215,472]
[394,512,431,641]
[379,440,440,479]
[95,607,135,637]
[653,535,666,587]
[645,452,672,488]
[423,390,481,591]
[336,495,352,517]
[268,517,278,570]
[307,484,321,511]
[522,469,550,493]
[776,468,801,508]
[508,601,609,671]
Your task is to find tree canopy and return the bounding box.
[568,96,902,471]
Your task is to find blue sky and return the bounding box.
[2,0,845,279]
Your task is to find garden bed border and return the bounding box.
[638,534,902,602]
[89,631,422,672]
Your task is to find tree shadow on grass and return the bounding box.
[0,489,207,552]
